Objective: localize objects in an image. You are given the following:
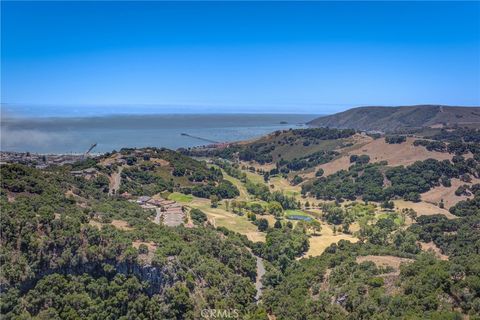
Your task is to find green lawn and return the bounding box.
[249,200,269,207]
[377,212,405,226]
[285,190,299,197]
[344,202,377,217]
[168,192,193,203]
[284,209,311,218]
[245,171,265,184]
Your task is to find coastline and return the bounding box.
[1,113,318,154]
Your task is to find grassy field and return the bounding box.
[187,198,267,242]
[394,199,457,219]
[268,176,301,194]
[267,174,325,205]
[377,212,405,226]
[245,171,265,184]
[168,192,193,203]
[356,255,413,270]
[201,161,378,252]
[262,214,278,226]
[304,222,359,257]
[238,167,313,203]
[284,209,311,218]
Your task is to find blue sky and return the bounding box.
[1,1,479,114]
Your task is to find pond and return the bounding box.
[287,215,312,221]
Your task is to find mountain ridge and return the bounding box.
[307,105,480,132]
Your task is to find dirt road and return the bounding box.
[154,207,162,224]
[108,166,123,195]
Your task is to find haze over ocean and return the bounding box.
[1,113,317,154]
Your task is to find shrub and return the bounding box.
[368,277,384,287]
[138,244,149,254]
[385,136,406,144]
[257,218,269,231]
[190,208,207,225]
[315,168,324,177]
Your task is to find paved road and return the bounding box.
[246,247,265,302]
[255,254,266,302]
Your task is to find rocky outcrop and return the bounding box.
[11,259,177,296]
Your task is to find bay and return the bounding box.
[1,113,319,154]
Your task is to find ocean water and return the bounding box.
[1,113,319,154]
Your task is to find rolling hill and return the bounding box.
[2,127,480,319]
[307,105,480,132]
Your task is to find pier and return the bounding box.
[181,133,220,144]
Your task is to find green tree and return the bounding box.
[190,208,207,225]
[268,201,283,217]
[308,220,322,235]
[210,195,219,208]
[257,218,269,231]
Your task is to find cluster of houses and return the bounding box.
[70,168,98,179]
[134,195,185,227]
[0,151,84,168]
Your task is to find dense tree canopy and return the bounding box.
[2,128,480,319]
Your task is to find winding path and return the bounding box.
[254,254,266,302]
[154,208,162,224]
[246,247,265,302]
[108,166,123,196]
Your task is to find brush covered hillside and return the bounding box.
[183,127,358,175]
[181,126,480,318]
[0,148,263,319]
[307,105,480,132]
[2,130,480,319]
[184,126,480,213]
[88,147,240,199]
